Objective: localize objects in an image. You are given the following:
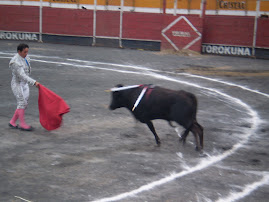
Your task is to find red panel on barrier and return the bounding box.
[0,5,39,32]
[43,8,93,36]
[122,12,163,41]
[203,16,254,46]
[96,11,120,37]
[2,5,269,56]
[256,18,269,48]
[161,15,202,52]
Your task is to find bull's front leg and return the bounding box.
[146,121,161,146]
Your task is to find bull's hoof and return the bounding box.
[195,146,201,151]
[156,140,161,146]
[179,137,186,145]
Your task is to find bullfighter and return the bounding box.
[8,43,40,131]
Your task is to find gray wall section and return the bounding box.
[42,34,93,46]
[41,34,161,51]
[255,48,269,60]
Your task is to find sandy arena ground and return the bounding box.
[0,40,268,202]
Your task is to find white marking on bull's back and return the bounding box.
[132,87,147,111]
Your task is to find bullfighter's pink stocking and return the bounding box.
[17,109,33,130]
[9,109,19,127]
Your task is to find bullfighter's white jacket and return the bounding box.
[9,53,36,109]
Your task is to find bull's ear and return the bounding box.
[116,84,123,87]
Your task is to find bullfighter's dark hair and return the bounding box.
[17,43,29,52]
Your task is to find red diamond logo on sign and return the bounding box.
[162,16,201,51]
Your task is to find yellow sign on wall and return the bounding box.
[218,0,246,10]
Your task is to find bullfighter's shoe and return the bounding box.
[8,123,18,129]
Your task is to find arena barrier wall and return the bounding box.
[0,0,269,59]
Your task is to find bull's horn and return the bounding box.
[104,89,111,92]
[110,85,141,92]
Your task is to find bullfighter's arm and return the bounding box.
[10,63,36,86]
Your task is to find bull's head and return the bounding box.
[109,84,125,110]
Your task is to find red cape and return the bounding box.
[38,84,70,131]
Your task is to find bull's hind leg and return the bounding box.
[146,121,161,146]
[196,122,204,149]
[190,122,204,151]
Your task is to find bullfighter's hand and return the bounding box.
[35,81,40,88]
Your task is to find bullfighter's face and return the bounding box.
[18,48,29,58]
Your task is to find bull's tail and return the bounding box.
[181,91,198,121]
[178,91,203,150]
[189,94,203,150]
[188,92,198,116]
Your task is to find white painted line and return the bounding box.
[66,58,156,71]
[217,174,269,202]
[183,35,201,50]
[30,56,261,202]
[2,54,269,99]
[183,16,202,37]
[14,196,32,202]
[63,57,269,99]
[161,16,183,51]
[91,71,260,202]
[0,56,12,59]
[162,16,184,34]
[161,32,179,51]
[29,58,142,75]
[214,164,269,177]
[177,73,269,99]
[0,52,267,99]
[0,53,265,201]
[161,16,202,51]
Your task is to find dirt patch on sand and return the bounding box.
[154,49,201,57]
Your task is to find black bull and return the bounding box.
[109,84,204,151]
